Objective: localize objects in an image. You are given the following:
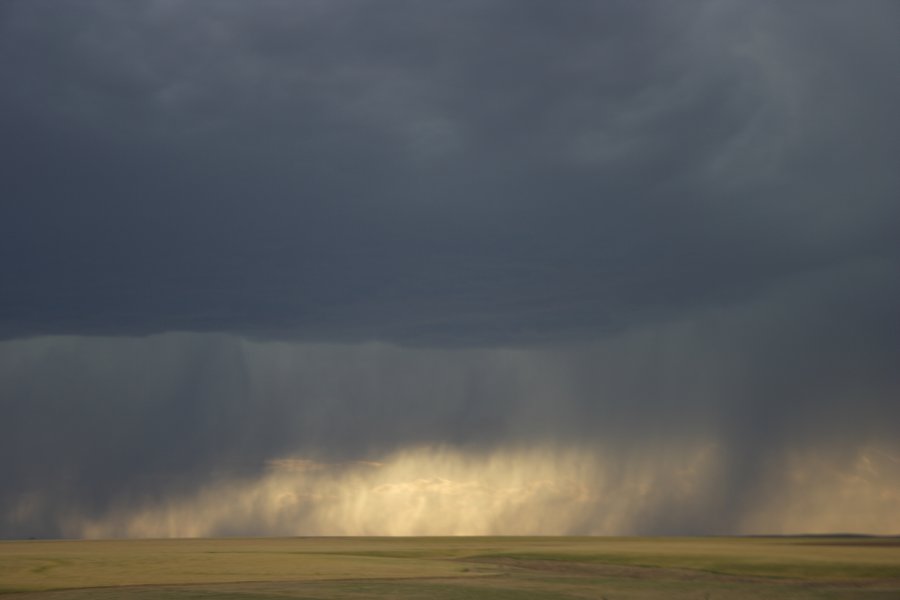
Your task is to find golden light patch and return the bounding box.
[65,443,900,538]
[70,444,714,537]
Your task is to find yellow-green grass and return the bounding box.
[1,536,898,599]
[0,537,490,593]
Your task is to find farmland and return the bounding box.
[2,536,899,599]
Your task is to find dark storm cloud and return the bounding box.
[2,262,898,537]
[2,0,897,343]
[2,1,900,538]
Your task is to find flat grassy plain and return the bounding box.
[2,536,899,599]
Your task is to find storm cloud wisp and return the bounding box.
[1,0,899,537]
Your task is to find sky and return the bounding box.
[1,0,899,538]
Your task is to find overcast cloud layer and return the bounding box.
[1,0,899,538]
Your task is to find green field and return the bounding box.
[2,536,899,599]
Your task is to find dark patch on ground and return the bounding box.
[463,556,900,589]
[799,540,900,548]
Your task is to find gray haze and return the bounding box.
[1,0,899,537]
